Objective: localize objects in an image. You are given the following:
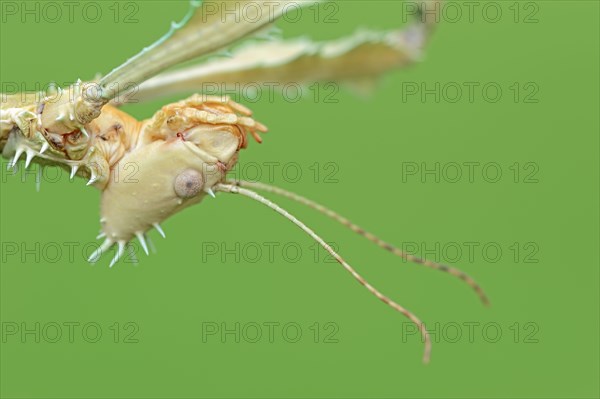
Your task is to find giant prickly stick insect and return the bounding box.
[0,0,488,362]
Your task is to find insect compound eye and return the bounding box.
[174,169,204,199]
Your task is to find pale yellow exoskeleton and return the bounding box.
[0,0,487,363]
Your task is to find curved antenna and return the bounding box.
[227,180,489,306]
[215,183,432,363]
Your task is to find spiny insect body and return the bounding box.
[0,0,487,362]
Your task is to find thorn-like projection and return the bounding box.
[206,188,216,198]
[24,150,35,169]
[56,113,65,122]
[256,26,282,42]
[136,233,150,255]
[88,239,114,263]
[70,165,79,180]
[40,142,49,154]
[8,147,24,170]
[96,232,106,240]
[74,79,82,95]
[87,169,98,186]
[256,33,275,42]
[269,26,283,36]
[153,223,166,238]
[80,126,90,139]
[109,241,126,268]
[47,83,58,96]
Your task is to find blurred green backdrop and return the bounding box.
[1,1,598,398]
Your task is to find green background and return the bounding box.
[1,1,598,398]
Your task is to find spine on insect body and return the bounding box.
[2,84,266,248]
[1,83,139,188]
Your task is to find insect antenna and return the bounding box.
[215,183,432,363]
[226,180,489,306]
